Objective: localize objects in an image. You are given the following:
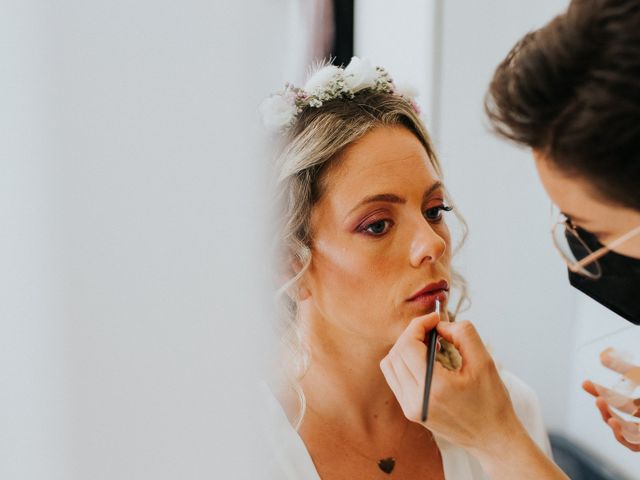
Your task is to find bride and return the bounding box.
[260,57,567,479]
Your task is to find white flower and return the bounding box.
[343,57,378,92]
[259,93,298,131]
[303,65,341,95]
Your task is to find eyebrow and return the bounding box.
[346,181,444,217]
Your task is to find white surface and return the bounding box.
[1,1,286,479]
[355,0,439,130]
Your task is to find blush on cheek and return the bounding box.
[312,244,370,293]
[310,242,392,326]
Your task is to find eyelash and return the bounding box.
[360,204,453,237]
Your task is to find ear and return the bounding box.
[289,256,312,301]
[297,282,312,301]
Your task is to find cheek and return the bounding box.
[309,239,395,316]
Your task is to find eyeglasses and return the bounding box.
[550,205,640,279]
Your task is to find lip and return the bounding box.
[407,279,449,302]
[406,284,449,312]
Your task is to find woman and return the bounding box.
[259,58,561,478]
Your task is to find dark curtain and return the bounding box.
[331,0,354,66]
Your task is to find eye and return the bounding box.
[424,204,453,222]
[363,219,392,236]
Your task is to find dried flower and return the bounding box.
[260,57,420,134]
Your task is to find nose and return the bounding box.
[409,219,447,267]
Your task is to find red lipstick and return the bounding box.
[407,280,449,310]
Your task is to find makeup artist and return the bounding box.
[383,1,640,477]
[485,0,640,453]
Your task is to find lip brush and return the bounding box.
[421,299,440,422]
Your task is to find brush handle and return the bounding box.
[421,327,439,422]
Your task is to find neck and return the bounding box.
[297,301,405,434]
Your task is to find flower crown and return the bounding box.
[260,56,420,133]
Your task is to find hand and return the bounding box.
[380,315,568,479]
[583,347,640,452]
[379,314,521,454]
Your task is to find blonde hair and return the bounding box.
[271,90,468,428]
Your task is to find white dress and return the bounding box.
[256,370,552,479]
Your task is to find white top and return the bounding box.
[255,370,552,479]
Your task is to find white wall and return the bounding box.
[1,1,288,479]
[436,0,573,429]
[356,1,639,478]
[355,0,439,128]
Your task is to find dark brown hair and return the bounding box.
[485,0,640,210]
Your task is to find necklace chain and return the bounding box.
[304,403,433,473]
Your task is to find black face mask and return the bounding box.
[567,226,640,325]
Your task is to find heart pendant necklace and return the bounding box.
[377,457,396,474]
[306,404,422,475]
[364,422,411,474]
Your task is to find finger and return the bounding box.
[396,338,428,386]
[592,383,640,416]
[624,366,640,384]
[388,350,420,391]
[427,361,461,399]
[607,418,640,451]
[595,397,612,423]
[608,418,630,446]
[600,349,640,391]
[582,380,598,397]
[435,320,491,369]
[400,312,440,343]
[608,411,640,446]
[380,357,403,399]
[600,347,635,375]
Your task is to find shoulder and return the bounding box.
[498,369,552,456]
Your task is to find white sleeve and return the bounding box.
[499,369,553,457]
